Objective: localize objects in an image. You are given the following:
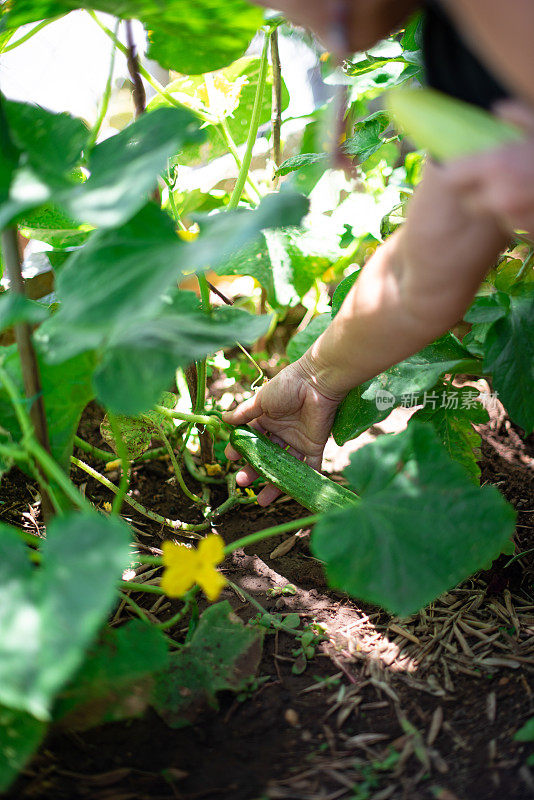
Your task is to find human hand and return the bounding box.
[223,359,342,505]
[253,0,420,57]
[442,101,534,239]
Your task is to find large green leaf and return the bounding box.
[54,621,169,729]
[145,0,264,74]
[287,313,330,362]
[0,96,81,228]
[332,333,482,445]
[0,344,96,470]
[0,707,46,793]
[18,204,92,248]
[153,601,262,728]
[0,513,130,720]
[38,204,188,361]
[5,99,87,182]
[214,225,334,309]
[412,387,489,482]
[1,0,263,74]
[0,294,48,332]
[483,286,534,433]
[312,422,516,616]
[39,192,307,366]
[61,107,203,228]
[94,299,271,414]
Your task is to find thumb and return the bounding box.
[493,99,534,133]
[222,390,264,425]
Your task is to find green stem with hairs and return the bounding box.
[228,30,270,209]
[88,11,215,125]
[157,587,199,630]
[148,418,205,505]
[224,514,320,554]
[154,405,218,429]
[226,581,303,638]
[74,435,115,462]
[183,450,226,484]
[108,412,131,515]
[118,580,164,595]
[87,18,119,148]
[74,434,168,464]
[218,120,262,203]
[1,16,63,53]
[71,456,209,534]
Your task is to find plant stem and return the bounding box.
[27,440,93,512]
[87,19,119,148]
[1,16,62,53]
[183,450,226,484]
[118,580,164,595]
[124,18,146,117]
[158,587,199,630]
[228,30,270,209]
[71,456,209,534]
[224,514,319,554]
[226,581,302,637]
[73,435,115,462]
[88,12,215,124]
[0,229,54,519]
[108,412,131,515]
[74,434,168,464]
[270,27,282,177]
[515,248,534,282]
[154,405,217,428]
[149,418,205,505]
[218,120,262,203]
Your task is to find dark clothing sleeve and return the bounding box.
[422,0,510,109]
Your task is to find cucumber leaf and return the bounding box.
[482,286,534,433]
[153,601,263,728]
[0,513,130,720]
[312,422,516,616]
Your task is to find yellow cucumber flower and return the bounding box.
[161,534,226,601]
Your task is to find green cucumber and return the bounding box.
[386,87,523,162]
[229,426,358,514]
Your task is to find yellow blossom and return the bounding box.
[161,534,226,601]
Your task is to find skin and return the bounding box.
[224,1,534,503]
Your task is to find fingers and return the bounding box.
[222,390,263,426]
[493,99,534,133]
[256,484,282,506]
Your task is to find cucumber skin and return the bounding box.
[386,87,523,162]
[229,426,357,514]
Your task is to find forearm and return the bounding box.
[443,0,534,107]
[297,163,508,400]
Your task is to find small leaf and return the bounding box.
[344,111,390,163]
[515,717,534,742]
[275,153,328,178]
[62,107,203,228]
[331,271,359,318]
[312,422,516,616]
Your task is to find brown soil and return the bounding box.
[2,401,533,800]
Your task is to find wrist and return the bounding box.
[294,346,350,404]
